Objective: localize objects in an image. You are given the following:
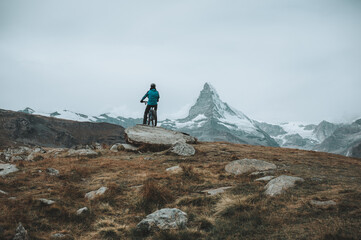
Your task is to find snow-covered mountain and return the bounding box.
[160,83,279,147]
[256,121,342,150]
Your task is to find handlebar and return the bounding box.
[142,101,148,105]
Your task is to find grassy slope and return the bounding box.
[1,142,360,239]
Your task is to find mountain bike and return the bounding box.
[142,101,157,126]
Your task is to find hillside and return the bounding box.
[1,140,360,239]
[0,109,125,148]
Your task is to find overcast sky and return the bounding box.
[1,0,360,124]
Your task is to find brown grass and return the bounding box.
[0,142,360,239]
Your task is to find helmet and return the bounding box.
[150,83,156,89]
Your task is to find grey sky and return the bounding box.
[1,0,360,124]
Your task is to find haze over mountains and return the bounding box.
[15,83,361,158]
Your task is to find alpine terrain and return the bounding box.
[160,83,278,147]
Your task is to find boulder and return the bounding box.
[50,233,74,240]
[225,159,277,175]
[136,208,187,234]
[170,141,196,156]
[13,223,29,240]
[264,175,304,196]
[85,186,108,200]
[125,125,197,146]
[0,163,19,177]
[67,149,98,157]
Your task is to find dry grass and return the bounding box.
[0,142,361,239]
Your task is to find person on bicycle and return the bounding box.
[140,83,160,126]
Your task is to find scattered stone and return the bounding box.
[76,207,89,215]
[264,175,304,196]
[110,143,125,152]
[225,159,277,175]
[11,156,25,162]
[67,149,98,157]
[9,197,17,200]
[0,189,8,195]
[136,208,188,234]
[85,186,108,200]
[202,186,232,195]
[125,125,197,146]
[170,141,196,156]
[166,165,182,173]
[255,176,275,182]
[121,144,138,151]
[13,223,29,240]
[38,198,56,205]
[0,163,19,177]
[33,147,46,153]
[310,200,336,208]
[94,142,102,150]
[50,233,74,239]
[46,168,60,176]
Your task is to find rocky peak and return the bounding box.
[185,83,247,121]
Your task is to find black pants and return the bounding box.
[143,105,158,125]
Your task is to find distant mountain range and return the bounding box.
[17,83,361,158]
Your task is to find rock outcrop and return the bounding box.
[225,159,277,175]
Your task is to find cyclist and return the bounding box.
[140,83,160,126]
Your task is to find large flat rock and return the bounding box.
[0,163,19,177]
[225,159,277,175]
[125,125,197,146]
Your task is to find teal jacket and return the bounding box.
[141,88,160,105]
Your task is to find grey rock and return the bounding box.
[125,125,197,146]
[166,165,182,173]
[85,186,108,200]
[94,142,103,150]
[310,200,336,208]
[13,222,29,240]
[76,207,89,215]
[170,141,196,156]
[264,175,304,196]
[33,147,46,153]
[136,208,187,233]
[0,189,8,195]
[11,156,25,162]
[51,233,73,239]
[202,186,232,195]
[225,159,277,175]
[46,168,60,176]
[110,143,125,152]
[0,164,19,177]
[38,198,55,205]
[121,143,138,151]
[255,176,275,182]
[67,149,98,157]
